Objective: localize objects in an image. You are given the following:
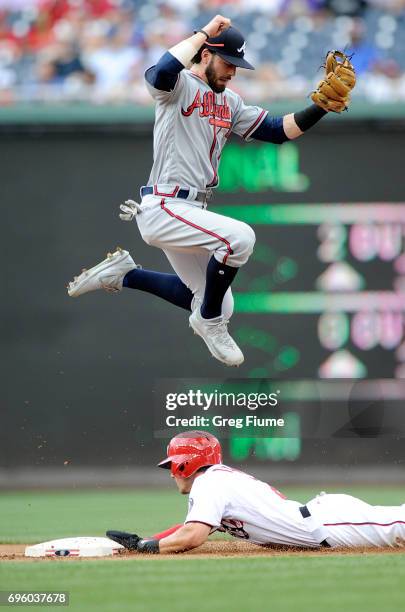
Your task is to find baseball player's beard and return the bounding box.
[205,59,227,94]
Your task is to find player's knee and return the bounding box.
[232,223,256,265]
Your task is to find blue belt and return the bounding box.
[140,185,209,203]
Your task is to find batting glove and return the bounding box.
[119,199,142,221]
[106,530,159,553]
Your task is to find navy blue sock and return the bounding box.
[201,256,238,319]
[123,268,193,311]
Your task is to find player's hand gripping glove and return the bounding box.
[311,50,356,113]
[106,530,159,553]
[119,199,142,221]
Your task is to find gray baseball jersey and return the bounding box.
[145,69,268,191]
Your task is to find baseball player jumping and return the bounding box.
[106,431,405,554]
[68,16,355,366]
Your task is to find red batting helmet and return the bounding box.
[157,431,222,478]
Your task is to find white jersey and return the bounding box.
[184,465,405,549]
[145,69,267,190]
[185,465,320,547]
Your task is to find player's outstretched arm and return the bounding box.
[106,523,211,554]
[251,50,356,144]
[158,522,211,553]
[145,14,231,92]
[250,105,327,144]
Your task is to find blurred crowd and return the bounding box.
[1,0,405,105]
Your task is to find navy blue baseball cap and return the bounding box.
[204,26,254,70]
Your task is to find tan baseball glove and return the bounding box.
[311,50,356,113]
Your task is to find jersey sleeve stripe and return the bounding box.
[242,109,268,140]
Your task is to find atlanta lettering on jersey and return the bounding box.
[181,91,232,129]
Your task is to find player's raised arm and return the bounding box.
[248,105,327,144]
[145,14,231,92]
[246,50,356,144]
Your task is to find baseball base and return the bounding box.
[25,536,124,557]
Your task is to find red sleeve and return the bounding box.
[151,524,184,540]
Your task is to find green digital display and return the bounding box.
[229,412,301,461]
[218,142,310,192]
[212,203,405,380]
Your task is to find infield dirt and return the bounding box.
[2,542,404,561]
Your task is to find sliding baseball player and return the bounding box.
[68,16,355,366]
[107,431,405,553]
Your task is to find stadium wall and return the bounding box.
[2,115,404,485]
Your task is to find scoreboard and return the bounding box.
[211,135,405,382]
[213,201,405,380]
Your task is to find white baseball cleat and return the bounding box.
[189,308,244,367]
[67,248,138,297]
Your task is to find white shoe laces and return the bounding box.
[99,264,140,293]
[206,318,236,349]
[100,274,122,293]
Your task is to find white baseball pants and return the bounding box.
[136,194,256,319]
[307,493,405,548]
